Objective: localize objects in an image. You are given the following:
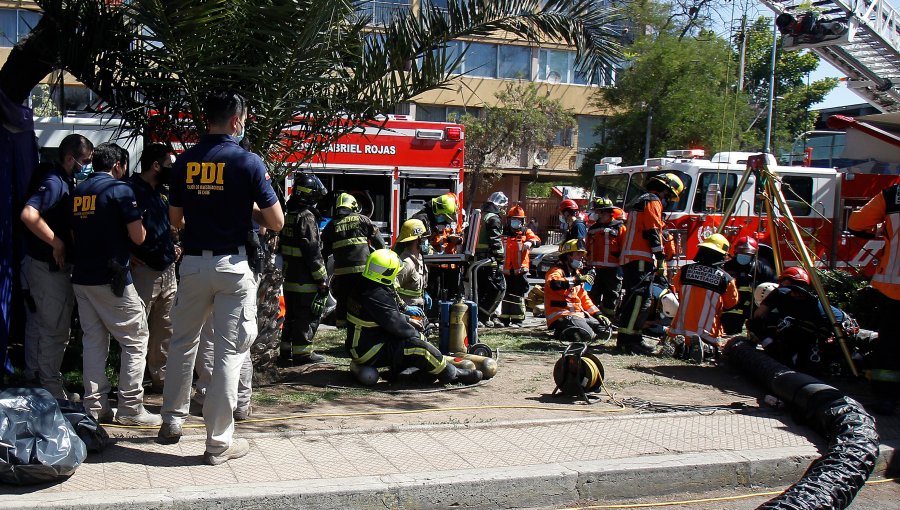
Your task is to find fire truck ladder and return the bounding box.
[761,0,900,112]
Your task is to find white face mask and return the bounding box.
[588,212,599,222]
[570,259,584,270]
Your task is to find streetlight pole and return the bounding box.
[763,18,778,154]
[643,105,653,160]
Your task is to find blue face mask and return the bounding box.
[419,238,429,252]
[434,214,448,225]
[233,120,246,144]
[510,219,523,229]
[75,162,93,181]
[736,254,753,265]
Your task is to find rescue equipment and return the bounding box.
[552,343,606,404]
[444,356,477,371]
[349,361,380,386]
[451,352,497,379]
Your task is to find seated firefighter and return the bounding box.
[721,236,776,335]
[344,249,482,385]
[544,239,613,343]
[666,234,739,360]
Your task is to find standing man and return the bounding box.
[411,193,458,237]
[20,134,92,400]
[616,173,683,354]
[849,185,900,415]
[130,143,178,392]
[159,90,283,465]
[585,197,625,318]
[498,205,540,327]
[322,192,385,327]
[281,173,329,364]
[559,199,587,243]
[475,191,508,327]
[71,142,160,425]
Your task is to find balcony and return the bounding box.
[355,1,411,27]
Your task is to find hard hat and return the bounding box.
[754,282,779,305]
[487,191,509,209]
[734,236,759,255]
[591,197,614,211]
[559,239,587,255]
[648,173,685,200]
[507,205,526,218]
[660,291,680,318]
[697,233,730,255]
[397,219,427,242]
[362,249,402,285]
[291,173,327,205]
[336,192,360,212]
[432,193,457,217]
[778,267,811,286]
[559,199,579,213]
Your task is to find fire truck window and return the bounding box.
[781,176,813,216]
[592,174,629,206]
[692,172,738,213]
[624,172,691,212]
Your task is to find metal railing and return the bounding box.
[354,1,411,26]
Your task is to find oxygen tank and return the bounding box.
[449,299,469,353]
[349,361,379,386]
[444,356,477,371]
[452,352,498,379]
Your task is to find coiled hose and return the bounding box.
[724,338,880,510]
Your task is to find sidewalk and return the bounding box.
[2,409,896,509]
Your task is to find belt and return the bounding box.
[184,247,242,256]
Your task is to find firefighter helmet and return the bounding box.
[559,199,579,213]
[508,205,526,218]
[487,191,509,209]
[291,173,327,206]
[336,192,360,212]
[591,196,615,211]
[397,219,427,243]
[754,282,780,305]
[362,249,402,285]
[648,173,685,200]
[559,238,587,255]
[734,236,759,255]
[697,233,730,255]
[778,267,811,286]
[432,193,457,217]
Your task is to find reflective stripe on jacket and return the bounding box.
[322,209,385,274]
[669,262,739,342]
[620,193,664,265]
[543,265,600,326]
[281,207,326,293]
[503,229,541,275]
[586,220,625,268]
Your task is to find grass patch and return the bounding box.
[252,386,373,407]
[477,331,561,353]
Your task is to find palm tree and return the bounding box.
[1,0,622,375]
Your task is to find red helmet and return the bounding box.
[778,267,810,286]
[559,199,579,213]
[734,236,758,255]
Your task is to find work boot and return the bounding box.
[157,422,183,444]
[117,408,163,427]
[437,364,460,384]
[234,406,252,422]
[293,353,326,365]
[454,368,484,385]
[204,438,250,466]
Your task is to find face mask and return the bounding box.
[419,238,429,252]
[570,259,584,270]
[434,214,448,225]
[736,254,753,265]
[233,120,246,143]
[588,212,599,222]
[158,165,173,184]
[75,162,93,181]
[119,164,131,181]
[510,219,523,229]
[558,214,566,224]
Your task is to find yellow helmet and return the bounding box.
[432,193,458,217]
[559,239,587,256]
[649,173,685,200]
[397,219,427,243]
[698,233,730,255]
[362,249,402,285]
[337,192,360,212]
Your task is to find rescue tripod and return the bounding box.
[715,153,858,377]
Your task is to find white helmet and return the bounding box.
[660,291,680,318]
[754,282,779,306]
[487,192,509,209]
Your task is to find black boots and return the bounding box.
[438,364,484,385]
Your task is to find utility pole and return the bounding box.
[643,105,652,160]
[763,18,778,154]
[737,15,748,92]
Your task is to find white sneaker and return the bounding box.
[116,409,163,427]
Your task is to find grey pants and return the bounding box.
[132,263,177,387]
[194,318,253,412]
[26,256,74,399]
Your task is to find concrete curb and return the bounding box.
[0,446,824,510]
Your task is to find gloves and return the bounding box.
[578,269,596,286]
[404,305,425,317]
[310,288,329,317]
[523,241,533,250]
[594,314,612,328]
[423,292,433,310]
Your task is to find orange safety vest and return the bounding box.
[669,263,739,342]
[849,185,900,300]
[620,194,665,265]
[586,220,625,268]
[503,229,541,275]
[543,265,600,326]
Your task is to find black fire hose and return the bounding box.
[724,338,880,510]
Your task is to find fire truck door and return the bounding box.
[399,173,459,221]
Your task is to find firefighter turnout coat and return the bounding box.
[586,219,625,268]
[281,204,327,293]
[621,193,665,265]
[503,229,541,275]
[395,247,427,307]
[543,263,600,327]
[322,208,386,275]
[669,262,739,343]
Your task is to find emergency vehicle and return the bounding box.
[591,149,900,275]
[282,115,465,243]
[33,114,143,175]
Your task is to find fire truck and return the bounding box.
[592,149,900,275]
[282,115,465,243]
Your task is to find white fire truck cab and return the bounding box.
[283,115,465,243]
[592,149,900,275]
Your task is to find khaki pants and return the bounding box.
[162,252,258,454]
[194,318,253,411]
[26,256,74,399]
[73,283,150,417]
[132,263,176,387]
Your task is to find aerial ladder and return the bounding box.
[761,0,900,112]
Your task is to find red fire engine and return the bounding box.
[282,115,465,243]
[592,149,900,275]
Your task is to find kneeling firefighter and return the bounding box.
[544,239,613,342]
[345,249,483,385]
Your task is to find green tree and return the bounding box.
[455,81,575,206]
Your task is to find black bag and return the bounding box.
[0,388,87,485]
[56,401,109,453]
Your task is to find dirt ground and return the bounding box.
[108,321,815,440]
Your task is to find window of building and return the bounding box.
[463,42,497,78]
[498,45,532,79]
[553,127,573,147]
[576,116,605,152]
[538,48,617,86]
[692,172,738,213]
[0,8,41,47]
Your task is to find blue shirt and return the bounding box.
[129,174,175,270]
[24,165,74,264]
[169,135,278,251]
[71,173,143,286]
